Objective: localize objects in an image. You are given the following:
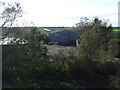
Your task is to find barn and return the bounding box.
[48,30,77,45]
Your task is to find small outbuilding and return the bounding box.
[48,30,77,45]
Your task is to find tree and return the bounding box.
[0,1,24,42]
[74,17,93,39]
[107,38,118,59]
[78,17,114,61]
[26,27,47,58]
[78,30,100,61]
[2,27,48,87]
[5,27,47,62]
[1,2,23,27]
[75,17,92,29]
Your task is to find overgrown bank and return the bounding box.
[2,18,120,88]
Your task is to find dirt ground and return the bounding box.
[45,45,78,61]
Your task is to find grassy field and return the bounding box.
[113,29,120,31]
[37,28,49,34]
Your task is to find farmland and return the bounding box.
[113,29,120,31]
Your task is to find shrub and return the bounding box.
[92,61,116,76]
[67,58,93,76]
[2,27,48,87]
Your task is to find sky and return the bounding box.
[0,0,119,27]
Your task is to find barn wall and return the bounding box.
[48,30,77,45]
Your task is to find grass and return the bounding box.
[115,58,120,61]
[3,74,110,88]
[113,29,120,31]
[37,29,49,34]
[114,38,120,41]
[113,29,120,39]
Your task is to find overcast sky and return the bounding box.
[1,0,119,27]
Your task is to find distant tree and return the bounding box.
[75,17,92,29]
[74,17,92,38]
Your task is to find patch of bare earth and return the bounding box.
[45,45,77,61]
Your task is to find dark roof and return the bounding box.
[49,29,75,34]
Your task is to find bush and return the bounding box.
[67,58,93,76]
[92,61,116,76]
[110,61,120,88]
[2,27,48,87]
[66,56,117,77]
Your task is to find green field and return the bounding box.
[37,28,49,34]
[115,58,120,60]
[113,29,120,31]
[113,29,120,39]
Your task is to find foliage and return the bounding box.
[107,39,118,59]
[37,28,49,34]
[2,27,48,87]
[78,31,100,61]
[1,2,23,27]
[110,61,120,89]
[77,17,114,61]
[75,17,92,29]
[26,27,47,57]
[2,18,120,88]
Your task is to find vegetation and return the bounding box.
[113,29,120,31]
[1,2,23,28]
[1,2,120,89]
[2,18,120,89]
[3,27,48,87]
[37,28,49,34]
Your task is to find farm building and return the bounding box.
[48,30,77,45]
